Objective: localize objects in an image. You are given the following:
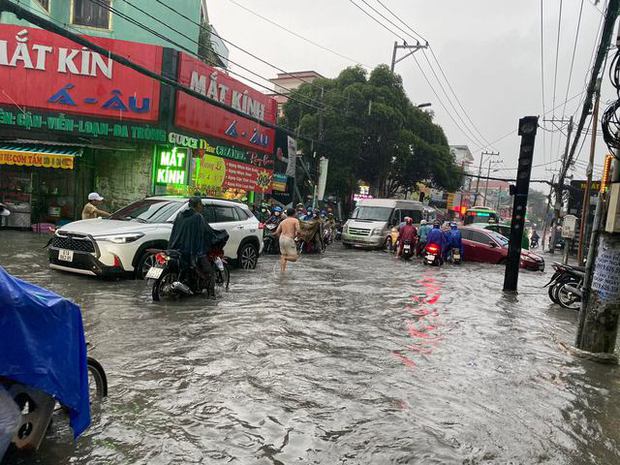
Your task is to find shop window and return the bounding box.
[214,206,238,223]
[35,0,50,12]
[72,0,111,29]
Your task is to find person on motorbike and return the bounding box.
[295,203,306,219]
[396,217,417,258]
[303,208,315,222]
[448,222,463,261]
[530,229,540,248]
[266,206,284,226]
[169,197,216,296]
[324,213,336,244]
[417,219,431,256]
[426,221,446,263]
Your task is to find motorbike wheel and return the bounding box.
[215,264,230,291]
[87,357,108,402]
[548,283,560,304]
[263,237,274,255]
[152,270,177,301]
[557,283,581,310]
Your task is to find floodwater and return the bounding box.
[1,230,619,465]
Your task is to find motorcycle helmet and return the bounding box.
[405,216,413,225]
[450,222,457,229]
[273,206,283,213]
[433,220,441,228]
[420,219,427,225]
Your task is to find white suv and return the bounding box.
[48,196,263,278]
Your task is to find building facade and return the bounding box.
[0,13,272,230]
[269,70,324,117]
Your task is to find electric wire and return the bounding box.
[549,0,565,174]
[113,0,327,112]
[561,0,585,119]
[540,0,548,165]
[5,0,320,144]
[150,0,338,98]
[226,0,369,67]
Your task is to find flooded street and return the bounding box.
[1,230,619,465]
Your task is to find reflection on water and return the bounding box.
[0,230,619,464]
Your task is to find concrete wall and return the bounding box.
[1,0,202,54]
[93,147,153,212]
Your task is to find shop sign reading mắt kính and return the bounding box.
[154,146,190,186]
[0,25,162,122]
[174,53,277,153]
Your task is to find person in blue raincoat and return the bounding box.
[449,222,464,259]
[426,221,446,255]
[442,222,452,261]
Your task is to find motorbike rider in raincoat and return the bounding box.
[396,217,417,258]
[417,219,431,256]
[265,206,284,226]
[426,221,446,262]
[448,222,463,260]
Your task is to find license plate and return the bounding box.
[145,266,163,280]
[404,245,411,252]
[58,249,74,262]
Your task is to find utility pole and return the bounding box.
[313,86,325,209]
[578,80,602,263]
[390,41,428,72]
[549,116,574,254]
[483,159,502,206]
[541,174,555,251]
[573,0,620,358]
[474,151,499,206]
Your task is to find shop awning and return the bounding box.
[0,144,82,170]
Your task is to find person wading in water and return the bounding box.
[275,208,300,272]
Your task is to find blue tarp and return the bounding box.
[0,266,90,437]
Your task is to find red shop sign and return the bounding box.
[174,53,277,153]
[0,25,162,122]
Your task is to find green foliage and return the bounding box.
[198,23,220,67]
[282,65,461,201]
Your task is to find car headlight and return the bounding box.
[94,232,144,244]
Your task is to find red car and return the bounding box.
[460,226,544,271]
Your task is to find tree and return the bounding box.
[282,65,461,204]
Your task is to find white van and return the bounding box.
[342,198,425,249]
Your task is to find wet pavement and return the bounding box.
[1,229,619,465]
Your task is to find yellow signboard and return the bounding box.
[0,149,74,169]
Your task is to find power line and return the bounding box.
[419,50,486,147]
[226,0,369,67]
[539,0,548,164]
[368,0,496,149]
[113,0,326,112]
[150,0,334,99]
[549,0,565,174]
[561,0,585,119]
[347,0,406,40]
[410,56,482,148]
[349,0,491,149]
[374,0,427,42]
[0,0,319,144]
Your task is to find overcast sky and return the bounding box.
[208,0,614,191]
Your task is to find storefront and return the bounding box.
[170,52,278,203]
[0,144,83,229]
[0,25,166,228]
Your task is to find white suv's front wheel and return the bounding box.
[238,243,258,269]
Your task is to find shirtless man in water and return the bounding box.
[275,208,300,272]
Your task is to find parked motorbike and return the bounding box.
[530,236,539,249]
[544,262,583,309]
[263,223,280,255]
[400,239,414,260]
[423,243,442,266]
[450,247,462,264]
[148,231,230,301]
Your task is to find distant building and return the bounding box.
[269,71,325,117]
[449,145,474,170]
